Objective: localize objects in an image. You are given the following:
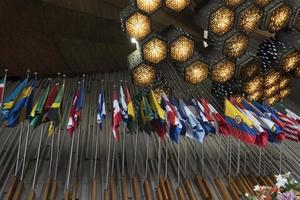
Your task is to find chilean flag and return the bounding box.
[161,93,182,143]
[112,89,122,142]
[200,98,231,136]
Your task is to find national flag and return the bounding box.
[149,90,165,121]
[119,85,128,121]
[161,93,182,143]
[67,88,79,136]
[47,83,65,136]
[97,89,106,129]
[42,83,60,122]
[0,75,7,108]
[200,98,231,136]
[2,78,28,120]
[7,80,36,127]
[179,99,205,143]
[285,108,300,123]
[224,99,257,145]
[188,97,216,135]
[140,95,154,135]
[29,84,51,128]
[112,88,122,141]
[125,86,135,132]
[170,97,186,136]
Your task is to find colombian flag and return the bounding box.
[224,99,257,145]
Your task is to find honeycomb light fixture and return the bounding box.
[264,71,281,87]
[293,9,300,31]
[209,6,235,36]
[244,75,263,94]
[142,36,167,64]
[239,58,261,81]
[265,3,293,33]
[238,5,263,34]
[184,60,209,84]
[280,50,300,72]
[247,90,263,101]
[224,33,249,59]
[265,94,280,105]
[170,35,194,62]
[136,0,161,14]
[264,85,279,97]
[131,63,157,86]
[165,0,190,12]
[212,59,235,83]
[124,11,151,41]
[254,0,272,7]
[279,75,291,89]
[279,87,291,99]
[224,0,246,8]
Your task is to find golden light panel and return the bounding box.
[224,33,249,59]
[131,63,156,86]
[238,6,263,34]
[265,94,280,106]
[247,90,263,101]
[165,0,190,12]
[244,75,263,94]
[264,85,279,97]
[239,58,260,80]
[279,75,291,89]
[211,59,235,83]
[170,35,194,62]
[185,60,209,84]
[280,50,300,72]
[125,11,151,41]
[136,0,161,14]
[143,38,167,64]
[264,71,281,87]
[279,87,291,99]
[265,4,292,33]
[254,0,272,7]
[209,7,235,36]
[224,0,245,8]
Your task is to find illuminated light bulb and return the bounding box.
[211,59,235,83]
[238,5,263,34]
[142,37,167,64]
[224,33,249,59]
[281,50,300,72]
[165,0,190,12]
[136,0,161,14]
[209,6,235,36]
[125,11,151,41]
[170,35,194,62]
[265,3,292,33]
[185,60,209,84]
[131,63,156,86]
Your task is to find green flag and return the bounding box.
[47,83,65,136]
[29,85,50,128]
[140,95,154,134]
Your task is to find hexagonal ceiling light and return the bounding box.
[209,6,235,37]
[124,11,151,41]
[165,0,190,12]
[185,60,209,85]
[211,59,235,83]
[224,33,249,59]
[238,5,263,34]
[142,36,168,64]
[280,50,300,72]
[136,0,161,14]
[170,35,194,62]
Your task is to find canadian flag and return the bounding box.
[112,89,122,142]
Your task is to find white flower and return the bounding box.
[254,185,260,191]
[276,174,288,188]
[245,193,249,197]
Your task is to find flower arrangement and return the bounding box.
[246,172,300,200]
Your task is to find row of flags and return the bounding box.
[0,76,299,147]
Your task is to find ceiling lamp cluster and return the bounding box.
[170,35,194,62]
[142,35,168,64]
[238,5,263,34]
[224,32,249,59]
[211,59,235,84]
[209,6,235,37]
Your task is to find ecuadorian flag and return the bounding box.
[224,99,257,145]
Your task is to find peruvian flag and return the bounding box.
[67,90,79,136]
[200,98,231,136]
[112,89,122,142]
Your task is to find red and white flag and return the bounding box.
[112,89,122,142]
[67,90,79,136]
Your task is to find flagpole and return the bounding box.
[144,133,150,179]
[279,143,282,174]
[157,135,162,186]
[177,139,180,186]
[105,126,112,189]
[133,126,139,176]
[93,127,100,179]
[121,123,126,176]
[165,139,168,178]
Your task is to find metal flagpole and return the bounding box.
[236,140,241,176]
[121,123,126,176]
[15,123,24,176]
[111,139,116,176]
[279,143,282,174]
[258,147,262,176]
[93,127,100,180]
[177,139,180,186]
[144,133,150,179]
[165,139,168,178]
[65,131,75,192]
[132,126,139,176]
[184,137,187,177]
[157,136,162,186]
[105,129,112,189]
[20,123,31,181]
[48,132,55,177]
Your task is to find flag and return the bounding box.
[112,88,122,141]
[7,80,36,127]
[97,89,106,129]
[67,89,79,136]
[47,83,65,136]
[2,78,28,119]
[42,83,60,122]
[285,108,300,123]
[243,100,285,143]
[170,97,186,136]
[125,86,135,132]
[188,97,216,135]
[161,93,182,143]
[179,99,205,143]
[119,85,128,121]
[200,98,231,136]
[140,95,154,135]
[224,99,257,145]
[29,84,51,128]
[0,75,7,108]
[149,90,165,121]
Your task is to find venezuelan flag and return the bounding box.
[224,99,257,145]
